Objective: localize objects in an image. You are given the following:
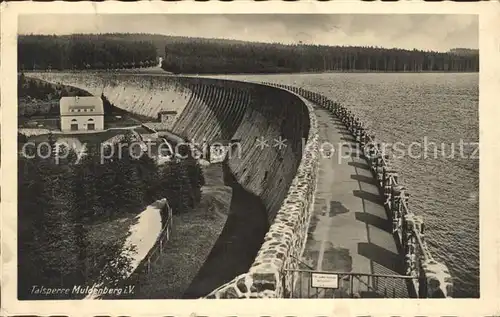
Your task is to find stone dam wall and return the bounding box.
[26,72,318,298]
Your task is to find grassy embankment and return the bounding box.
[123,162,232,299]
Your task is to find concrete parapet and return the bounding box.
[422,259,453,298]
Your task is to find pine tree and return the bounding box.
[18,154,80,296]
[18,132,28,144]
[136,153,161,203]
[117,132,145,212]
[73,151,102,219]
[160,158,195,214]
[18,155,46,297]
[184,157,205,206]
[120,157,145,212]
[47,132,57,157]
[41,162,80,290]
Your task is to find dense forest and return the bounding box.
[18,74,91,117]
[18,33,479,74]
[18,73,90,100]
[18,132,205,299]
[18,34,158,71]
[162,40,479,74]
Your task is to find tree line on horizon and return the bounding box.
[18,34,158,71]
[162,40,479,74]
[17,33,479,74]
[18,130,205,299]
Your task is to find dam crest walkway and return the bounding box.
[294,104,409,298]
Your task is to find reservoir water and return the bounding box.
[214,72,479,298]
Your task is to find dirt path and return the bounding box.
[182,168,269,299]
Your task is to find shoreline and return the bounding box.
[200,70,479,76]
[20,69,480,76]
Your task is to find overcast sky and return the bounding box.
[18,14,478,52]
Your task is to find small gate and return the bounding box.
[283,268,418,298]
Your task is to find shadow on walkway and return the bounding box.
[351,174,379,186]
[348,161,370,171]
[353,190,384,205]
[350,152,367,160]
[354,212,391,233]
[357,242,402,274]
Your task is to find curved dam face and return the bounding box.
[27,72,311,295]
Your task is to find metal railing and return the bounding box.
[283,268,417,298]
[354,127,430,297]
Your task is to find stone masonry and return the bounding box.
[204,85,320,299]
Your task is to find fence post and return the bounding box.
[282,269,289,298]
[418,264,428,298]
[393,173,399,186]
[384,172,392,209]
[349,275,354,298]
[169,207,173,228]
[403,215,417,276]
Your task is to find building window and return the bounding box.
[87,118,95,131]
[70,119,78,131]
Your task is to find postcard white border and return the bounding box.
[2,1,500,316]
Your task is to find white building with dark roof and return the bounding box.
[60,96,104,132]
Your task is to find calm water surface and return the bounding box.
[214,72,479,298]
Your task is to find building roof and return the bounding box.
[158,110,178,115]
[60,96,104,116]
